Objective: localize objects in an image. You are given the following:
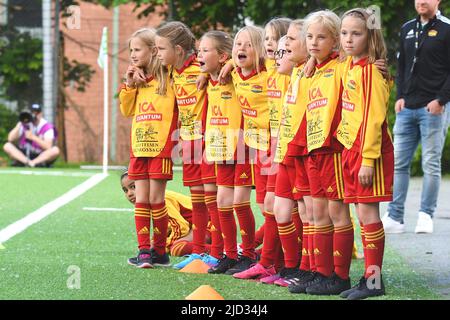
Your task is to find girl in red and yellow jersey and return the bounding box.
[210,25,268,274]
[337,8,393,300]
[155,21,221,270]
[232,19,296,282]
[119,28,178,269]
[288,11,354,296]
[270,19,317,287]
[198,30,257,274]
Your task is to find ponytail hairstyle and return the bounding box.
[265,17,292,42]
[200,30,233,61]
[156,21,197,62]
[233,25,266,73]
[128,28,168,95]
[340,8,387,63]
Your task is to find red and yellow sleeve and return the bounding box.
[119,85,137,118]
[360,64,390,167]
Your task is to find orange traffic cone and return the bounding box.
[179,259,210,274]
[185,285,224,300]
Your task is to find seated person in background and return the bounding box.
[3,104,59,168]
[120,171,212,260]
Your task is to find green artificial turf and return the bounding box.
[0,169,442,300]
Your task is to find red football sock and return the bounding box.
[333,224,354,280]
[314,224,334,277]
[259,212,280,267]
[274,241,285,271]
[309,224,317,272]
[292,208,303,260]
[234,201,256,260]
[191,190,209,254]
[205,191,223,259]
[170,240,193,256]
[277,221,300,268]
[218,206,238,259]
[360,223,368,270]
[134,202,151,250]
[364,222,385,278]
[254,223,265,248]
[300,223,311,271]
[151,202,169,255]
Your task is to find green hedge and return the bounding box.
[0,104,17,149]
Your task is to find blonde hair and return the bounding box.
[290,19,305,37]
[303,10,341,49]
[233,25,266,73]
[265,17,292,42]
[156,21,196,57]
[129,28,167,95]
[340,8,387,63]
[201,30,233,58]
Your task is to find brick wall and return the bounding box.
[62,2,165,164]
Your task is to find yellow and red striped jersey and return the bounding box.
[231,66,269,151]
[171,54,207,141]
[205,79,242,162]
[267,59,291,139]
[274,63,307,162]
[165,190,192,252]
[336,57,393,167]
[301,54,345,154]
[119,75,178,158]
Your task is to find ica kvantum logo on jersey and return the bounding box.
[307,87,328,111]
[239,95,257,117]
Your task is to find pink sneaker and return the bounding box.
[233,263,276,280]
[259,273,281,284]
[273,277,291,287]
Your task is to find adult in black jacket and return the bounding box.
[383,0,450,234]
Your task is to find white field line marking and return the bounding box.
[0,173,107,244]
[0,170,95,177]
[83,207,133,212]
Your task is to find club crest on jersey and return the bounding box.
[251,85,263,93]
[348,80,357,90]
[323,68,334,78]
[221,91,232,100]
[428,30,438,37]
[186,74,197,83]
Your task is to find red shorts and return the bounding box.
[342,149,394,203]
[294,156,310,199]
[128,157,173,180]
[181,140,216,186]
[306,153,344,200]
[274,158,297,200]
[216,162,255,187]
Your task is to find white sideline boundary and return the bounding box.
[83,207,133,212]
[0,173,107,244]
[0,170,95,177]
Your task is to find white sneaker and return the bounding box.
[381,212,405,234]
[414,212,433,234]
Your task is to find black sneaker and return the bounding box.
[306,272,351,295]
[288,272,325,294]
[208,255,238,274]
[150,248,171,267]
[347,276,385,300]
[136,249,153,268]
[340,276,364,299]
[224,255,256,275]
[127,255,138,266]
[281,268,309,286]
